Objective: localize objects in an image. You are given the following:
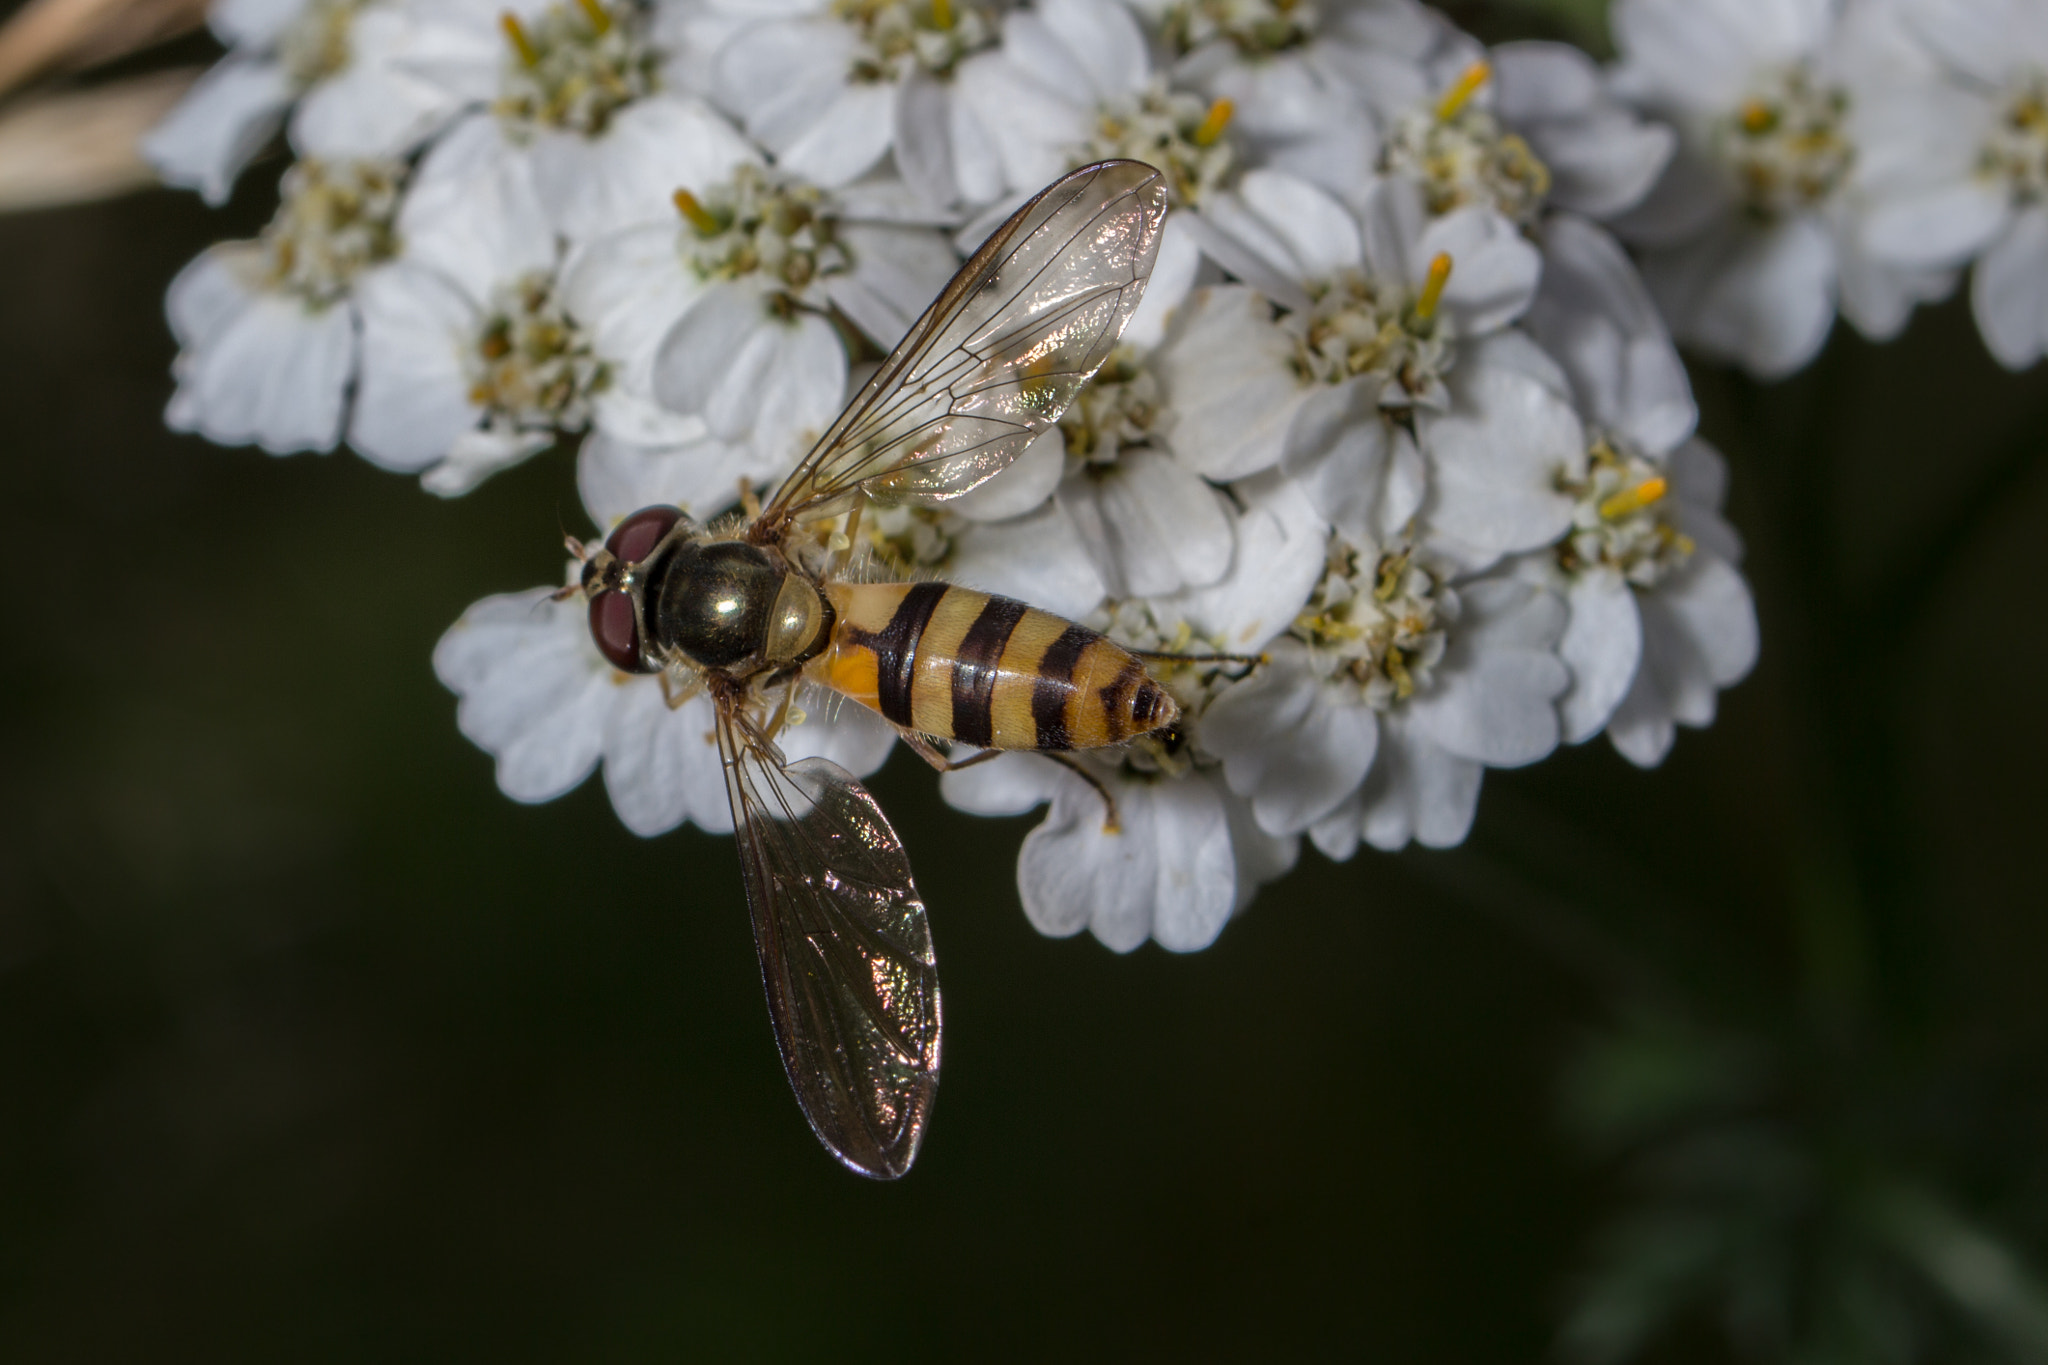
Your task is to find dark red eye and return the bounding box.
[590,590,646,673]
[605,505,683,565]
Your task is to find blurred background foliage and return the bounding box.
[2,0,2048,1358]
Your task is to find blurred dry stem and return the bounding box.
[0,66,196,210]
[0,0,206,101]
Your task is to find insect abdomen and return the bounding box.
[811,582,1177,751]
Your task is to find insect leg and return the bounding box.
[898,733,1003,775]
[739,478,763,520]
[660,668,706,710]
[837,490,868,573]
[1131,647,1267,681]
[1046,754,1121,834]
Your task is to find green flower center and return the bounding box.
[1982,70,2048,203]
[468,272,609,429]
[1292,537,1448,707]
[496,0,658,137]
[671,167,851,300]
[1155,0,1315,58]
[832,0,994,82]
[278,0,362,88]
[1081,80,1236,208]
[261,157,403,308]
[1554,438,1695,588]
[1713,64,1854,218]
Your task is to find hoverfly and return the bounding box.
[568,161,1180,1178]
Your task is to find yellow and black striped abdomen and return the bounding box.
[809,581,1177,751]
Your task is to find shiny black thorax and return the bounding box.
[640,539,788,672]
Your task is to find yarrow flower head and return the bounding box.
[164,155,408,455]
[261,155,404,306]
[150,0,1774,958]
[1606,0,1954,377]
[1854,0,2048,368]
[1379,61,1553,227]
[467,271,610,433]
[495,0,662,136]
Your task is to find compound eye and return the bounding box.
[589,590,647,673]
[604,505,684,566]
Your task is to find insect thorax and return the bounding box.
[645,538,830,674]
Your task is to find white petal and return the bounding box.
[1835,236,1955,342]
[1972,205,2048,370]
[717,18,851,142]
[1655,551,1757,688]
[826,222,963,350]
[1406,576,1568,766]
[1236,168,1365,281]
[433,589,611,804]
[578,417,762,526]
[1201,640,1378,836]
[601,685,729,836]
[1557,569,1644,743]
[1154,285,1303,480]
[1525,214,1696,457]
[940,750,1064,816]
[1036,0,1148,100]
[401,118,557,302]
[944,502,1107,620]
[947,426,1065,521]
[169,293,353,455]
[533,96,762,242]
[1015,772,1157,948]
[1861,177,2010,271]
[1419,205,1542,336]
[1358,713,1483,851]
[140,57,291,206]
[653,282,847,460]
[1166,471,1328,651]
[561,222,707,396]
[349,262,480,472]
[1055,448,1234,597]
[424,428,554,496]
[1280,378,1401,545]
[165,243,262,350]
[1644,214,1837,379]
[1145,776,1238,952]
[776,80,898,189]
[781,700,897,780]
[1223,792,1298,913]
[1418,363,1581,567]
[290,8,469,160]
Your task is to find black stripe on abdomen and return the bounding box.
[1030,624,1093,751]
[873,582,949,727]
[949,596,1029,748]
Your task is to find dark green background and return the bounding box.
[2,112,2045,1360]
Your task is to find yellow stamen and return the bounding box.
[673,188,722,235]
[1435,60,1490,122]
[574,0,611,33]
[1414,252,1453,321]
[1192,97,1235,147]
[1599,476,1668,520]
[931,0,954,29]
[501,11,538,65]
[1739,99,1776,135]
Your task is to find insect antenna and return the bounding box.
[1131,647,1267,681]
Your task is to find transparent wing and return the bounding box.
[715,699,940,1179]
[755,160,1167,534]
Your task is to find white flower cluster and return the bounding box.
[1607,0,2048,375]
[152,0,1785,952]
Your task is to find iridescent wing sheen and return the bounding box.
[714,699,940,1179]
[753,160,1167,537]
